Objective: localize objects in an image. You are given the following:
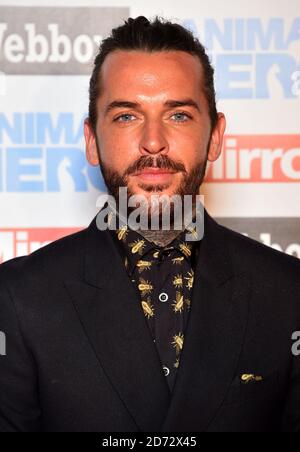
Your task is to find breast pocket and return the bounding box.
[222,371,280,407]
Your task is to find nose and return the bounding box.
[139,120,169,156]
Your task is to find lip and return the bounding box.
[132,169,178,182]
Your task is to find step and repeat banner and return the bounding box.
[0,0,299,262]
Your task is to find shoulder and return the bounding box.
[0,227,88,290]
[217,220,300,285]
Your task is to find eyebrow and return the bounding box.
[104,98,201,115]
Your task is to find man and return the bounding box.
[1,16,300,433]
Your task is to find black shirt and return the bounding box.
[110,222,201,393]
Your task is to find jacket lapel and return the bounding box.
[161,212,251,431]
[64,216,171,432]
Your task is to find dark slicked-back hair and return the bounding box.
[88,15,218,134]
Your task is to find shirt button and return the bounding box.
[163,366,170,377]
[159,293,169,303]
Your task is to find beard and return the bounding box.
[97,142,209,229]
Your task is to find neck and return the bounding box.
[110,198,199,247]
[137,228,183,247]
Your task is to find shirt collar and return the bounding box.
[113,222,200,276]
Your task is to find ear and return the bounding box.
[84,118,100,166]
[207,112,226,162]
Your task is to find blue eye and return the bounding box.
[114,111,192,123]
[115,114,135,122]
[172,112,191,122]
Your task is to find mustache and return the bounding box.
[124,155,186,177]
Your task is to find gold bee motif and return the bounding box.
[141,298,155,319]
[241,374,263,384]
[173,274,183,289]
[172,256,184,265]
[172,333,184,355]
[138,278,153,296]
[136,260,152,273]
[179,243,192,258]
[107,211,114,228]
[185,270,194,290]
[117,225,128,242]
[172,291,184,314]
[130,239,146,255]
[174,357,180,369]
[186,226,199,240]
[124,257,129,270]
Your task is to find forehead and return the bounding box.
[99,50,204,102]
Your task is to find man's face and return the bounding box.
[85,50,226,205]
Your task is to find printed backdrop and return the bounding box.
[0,0,300,262]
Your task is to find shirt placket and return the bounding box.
[151,248,185,391]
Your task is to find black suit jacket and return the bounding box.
[1,210,300,432]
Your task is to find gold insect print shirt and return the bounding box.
[111,223,201,393]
